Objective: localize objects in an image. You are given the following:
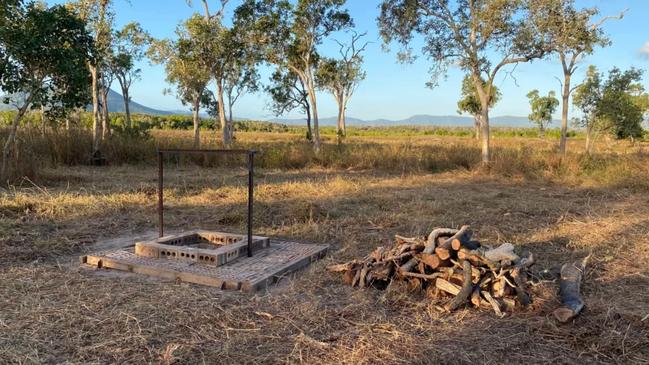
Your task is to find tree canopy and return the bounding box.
[378,0,550,162]
[573,66,647,152]
[526,89,559,135]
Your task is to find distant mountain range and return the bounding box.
[3,89,554,128]
[103,89,176,115]
[0,89,178,115]
[271,115,559,128]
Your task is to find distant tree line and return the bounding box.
[1,0,648,180]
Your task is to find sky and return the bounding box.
[50,0,649,121]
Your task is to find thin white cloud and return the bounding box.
[640,41,649,57]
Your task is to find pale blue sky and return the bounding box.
[51,0,649,121]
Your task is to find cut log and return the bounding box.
[446,260,474,311]
[451,239,481,251]
[484,243,519,263]
[402,226,467,273]
[435,278,461,296]
[492,277,506,298]
[482,291,504,317]
[434,225,470,260]
[553,256,589,323]
[418,253,443,269]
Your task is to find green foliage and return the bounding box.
[149,15,212,110]
[110,22,149,96]
[526,89,559,132]
[457,75,500,116]
[0,2,94,117]
[530,0,611,62]
[574,66,647,140]
[266,68,309,117]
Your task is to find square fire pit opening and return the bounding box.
[135,230,270,267]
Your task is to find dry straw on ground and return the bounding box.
[1,134,648,364]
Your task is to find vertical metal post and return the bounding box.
[158,151,164,238]
[247,151,254,257]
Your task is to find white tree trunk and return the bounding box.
[480,108,490,164]
[192,95,201,148]
[473,115,481,140]
[216,80,232,147]
[559,73,571,154]
[336,95,345,144]
[585,125,595,155]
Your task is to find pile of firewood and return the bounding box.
[328,225,537,316]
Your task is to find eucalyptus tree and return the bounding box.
[266,68,313,141]
[110,22,150,129]
[222,45,260,125]
[530,0,624,154]
[237,0,353,152]
[70,0,113,156]
[573,66,646,153]
[457,75,500,140]
[526,90,559,137]
[316,31,367,142]
[0,2,93,179]
[149,16,213,148]
[378,0,549,163]
[188,0,258,147]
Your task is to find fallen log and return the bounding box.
[553,256,590,323]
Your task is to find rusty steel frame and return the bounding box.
[157,149,257,257]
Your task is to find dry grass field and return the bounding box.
[1,131,648,364]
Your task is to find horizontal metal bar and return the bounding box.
[158,149,257,155]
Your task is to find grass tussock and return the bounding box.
[2,127,648,191]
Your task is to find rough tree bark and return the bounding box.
[100,84,110,137]
[90,65,103,156]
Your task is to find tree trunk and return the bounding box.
[480,108,490,163]
[40,105,47,136]
[306,83,320,152]
[216,80,232,147]
[473,116,480,140]
[585,124,594,155]
[101,87,110,138]
[121,83,131,129]
[90,65,102,156]
[305,100,312,142]
[1,101,30,181]
[559,73,571,154]
[192,95,201,149]
[336,96,345,144]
